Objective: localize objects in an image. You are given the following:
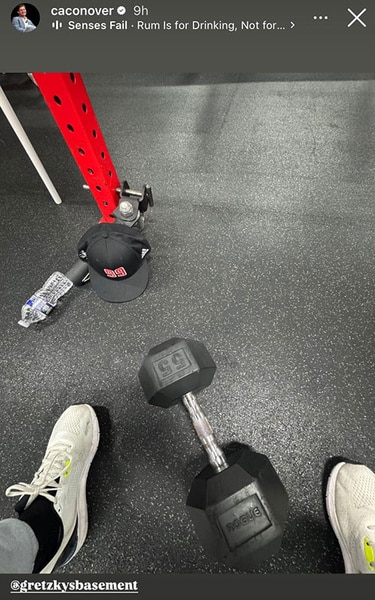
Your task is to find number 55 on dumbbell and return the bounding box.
[138,338,289,572]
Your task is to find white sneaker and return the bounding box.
[326,462,375,574]
[5,404,100,573]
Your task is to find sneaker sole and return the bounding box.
[40,405,100,573]
[325,461,355,574]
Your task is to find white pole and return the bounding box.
[0,86,63,205]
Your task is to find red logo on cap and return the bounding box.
[104,267,127,278]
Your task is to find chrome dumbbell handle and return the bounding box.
[182,392,228,473]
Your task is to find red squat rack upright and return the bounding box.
[31,72,121,222]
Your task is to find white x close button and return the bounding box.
[347,8,367,27]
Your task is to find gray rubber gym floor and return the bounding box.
[0,72,374,575]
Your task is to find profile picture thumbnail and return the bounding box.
[11,3,40,33]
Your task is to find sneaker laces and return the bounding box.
[366,526,375,570]
[5,442,73,509]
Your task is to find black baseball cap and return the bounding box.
[77,223,151,303]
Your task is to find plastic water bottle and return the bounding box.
[18,272,73,328]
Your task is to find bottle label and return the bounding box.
[26,295,54,315]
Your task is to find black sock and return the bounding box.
[16,496,63,573]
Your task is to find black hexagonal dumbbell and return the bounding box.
[138,337,289,571]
